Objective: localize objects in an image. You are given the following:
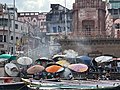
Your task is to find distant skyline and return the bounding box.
[0,0,75,12]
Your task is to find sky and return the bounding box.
[0,0,75,12]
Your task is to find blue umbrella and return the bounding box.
[76,55,92,66]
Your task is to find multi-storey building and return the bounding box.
[18,12,51,59]
[0,4,27,54]
[46,4,73,34]
[109,0,120,9]
[18,12,47,33]
[108,0,120,38]
[46,4,73,55]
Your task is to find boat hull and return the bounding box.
[0,82,28,90]
[22,78,120,90]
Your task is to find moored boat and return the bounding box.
[22,78,120,90]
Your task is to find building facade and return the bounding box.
[109,0,120,9]
[46,4,73,34]
[17,12,51,59]
[59,0,120,57]
[0,4,26,54]
[46,4,73,55]
[73,0,106,38]
[18,12,47,32]
[108,0,120,38]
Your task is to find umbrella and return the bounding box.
[95,56,113,63]
[68,63,88,73]
[27,65,44,74]
[52,54,66,62]
[36,57,53,62]
[0,54,16,61]
[45,65,64,73]
[76,55,92,65]
[45,62,61,67]
[17,57,33,65]
[113,58,120,61]
[56,60,70,67]
[0,58,8,62]
[5,63,19,77]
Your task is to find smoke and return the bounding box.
[63,49,78,58]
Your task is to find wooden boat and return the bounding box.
[22,78,120,90]
[0,81,28,90]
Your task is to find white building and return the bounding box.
[0,4,28,54]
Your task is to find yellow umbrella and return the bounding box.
[56,60,70,67]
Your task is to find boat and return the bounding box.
[0,81,28,90]
[22,78,120,90]
[0,63,28,90]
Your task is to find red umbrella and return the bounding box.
[45,65,64,73]
[68,63,88,73]
[27,65,44,74]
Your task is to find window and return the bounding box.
[0,18,8,27]
[4,35,6,42]
[0,35,2,42]
[16,37,18,40]
[82,20,95,36]
[58,26,62,32]
[11,36,13,40]
[15,24,18,29]
[53,27,57,33]
[41,22,46,26]
[114,10,118,15]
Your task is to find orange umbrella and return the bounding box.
[68,63,88,73]
[27,65,44,74]
[45,65,64,73]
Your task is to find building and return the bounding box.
[59,0,120,57]
[46,4,73,34]
[18,12,47,33]
[18,12,51,59]
[46,4,73,55]
[109,0,120,9]
[0,3,26,54]
[73,0,106,38]
[108,0,120,38]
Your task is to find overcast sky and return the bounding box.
[0,0,75,12]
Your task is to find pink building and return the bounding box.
[18,12,47,32]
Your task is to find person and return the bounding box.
[105,70,111,80]
[92,59,98,72]
[68,73,73,80]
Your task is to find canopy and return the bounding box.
[68,63,88,73]
[52,54,66,62]
[45,65,64,73]
[56,60,70,67]
[0,54,16,61]
[27,65,44,74]
[5,63,19,77]
[76,55,92,65]
[95,56,113,63]
[17,57,33,65]
[36,57,53,62]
